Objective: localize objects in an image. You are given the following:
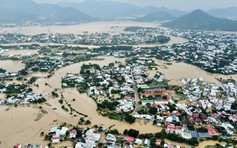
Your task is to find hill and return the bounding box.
[135,11,175,22]
[0,0,94,24]
[164,9,237,31]
[58,0,186,19]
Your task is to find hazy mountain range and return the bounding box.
[207,7,237,20]
[134,12,176,22]
[0,0,94,23]
[164,9,237,31]
[57,0,186,19]
[1,0,237,32]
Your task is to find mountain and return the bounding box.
[0,0,94,24]
[58,0,186,19]
[135,11,176,22]
[207,7,237,20]
[164,9,237,31]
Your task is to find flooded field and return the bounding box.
[198,140,226,148]
[8,49,39,56]
[0,60,25,72]
[0,21,160,35]
[149,59,237,85]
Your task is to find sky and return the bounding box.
[34,0,237,10]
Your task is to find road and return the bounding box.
[131,68,140,115]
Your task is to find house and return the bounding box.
[229,115,237,122]
[51,133,60,143]
[155,140,162,146]
[59,127,69,136]
[134,138,143,145]
[49,127,58,133]
[14,144,21,148]
[75,142,86,148]
[198,133,210,138]
[83,129,101,147]
[190,131,198,138]
[181,131,192,139]
[221,123,234,135]
[165,116,179,123]
[208,117,218,124]
[69,129,77,139]
[124,136,135,144]
[144,139,151,147]
[105,134,117,145]
[206,126,218,137]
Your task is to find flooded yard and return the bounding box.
[0,60,25,72]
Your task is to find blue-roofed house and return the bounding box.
[198,132,210,138]
[208,117,218,124]
[190,131,198,138]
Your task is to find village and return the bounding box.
[57,57,237,148]
[0,25,236,148]
[0,31,170,45]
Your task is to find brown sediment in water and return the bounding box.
[148,59,237,86]
[0,60,25,72]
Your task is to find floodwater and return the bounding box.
[0,60,25,72]
[198,140,226,148]
[8,49,38,56]
[0,93,5,99]
[0,21,187,47]
[0,56,235,147]
[149,59,237,86]
[0,21,235,147]
[0,21,160,35]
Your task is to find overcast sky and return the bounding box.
[33,0,237,10]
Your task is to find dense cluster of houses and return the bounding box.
[0,83,45,105]
[62,58,167,114]
[0,92,45,105]
[0,31,170,46]
[22,125,198,148]
[26,56,65,72]
[14,144,43,148]
[87,27,237,75]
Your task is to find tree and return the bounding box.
[107,129,119,135]
[123,129,128,135]
[98,143,103,148]
[127,129,139,138]
[124,115,136,124]
[59,99,63,104]
[85,120,91,125]
[149,107,158,115]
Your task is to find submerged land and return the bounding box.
[0,21,236,148]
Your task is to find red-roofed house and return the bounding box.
[229,115,237,122]
[14,144,21,148]
[51,134,60,143]
[206,126,218,137]
[124,136,135,144]
[69,129,77,139]
[211,113,219,119]
[155,140,162,146]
